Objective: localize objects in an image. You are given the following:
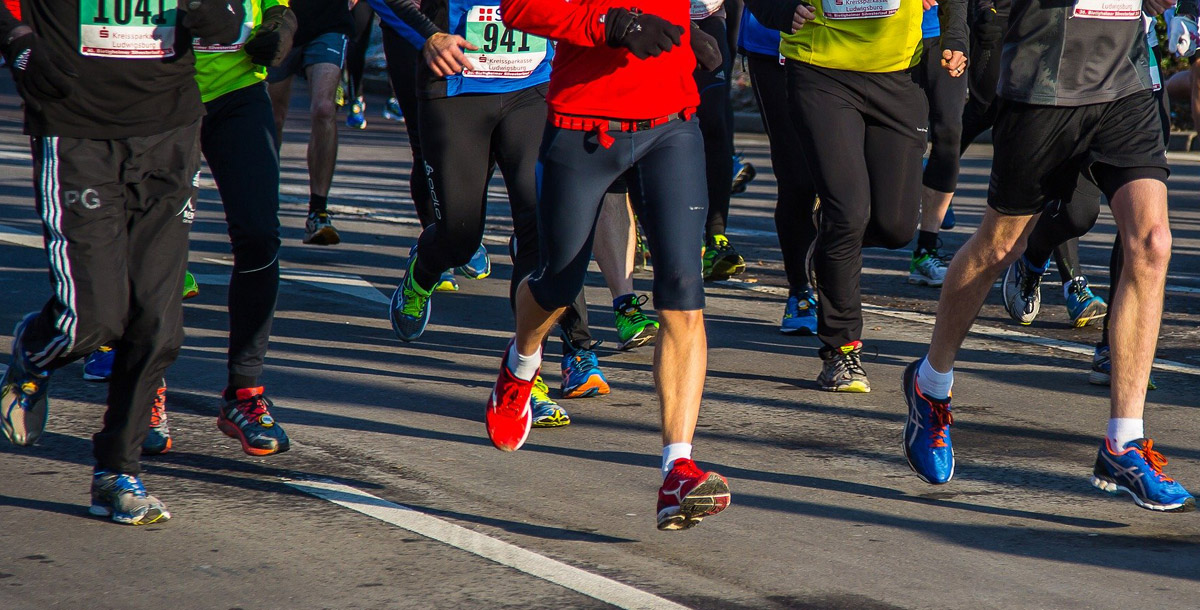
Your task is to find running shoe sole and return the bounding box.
[780,326,816,336]
[561,376,610,399]
[89,503,171,525]
[617,325,657,351]
[1091,474,1196,512]
[902,362,954,485]
[216,418,290,457]
[1070,302,1107,328]
[906,272,943,287]
[731,163,756,195]
[819,381,870,393]
[304,227,341,246]
[656,473,731,531]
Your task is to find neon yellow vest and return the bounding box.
[781,0,924,73]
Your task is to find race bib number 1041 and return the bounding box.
[80,0,179,58]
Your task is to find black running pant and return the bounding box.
[787,61,926,349]
[746,52,816,295]
[347,1,376,101]
[918,37,967,194]
[381,26,434,227]
[20,123,200,475]
[694,14,736,240]
[201,83,282,387]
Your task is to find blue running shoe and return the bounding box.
[531,376,570,428]
[902,359,955,484]
[82,345,115,382]
[457,244,491,280]
[2,312,51,446]
[561,348,610,399]
[1089,345,1157,390]
[730,153,756,195]
[346,97,367,129]
[1092,438,1194,512]
[89,470,171,525]
[382,97,404,121]
[390,254,433,342]
[1064,276,1106,328]
[940,204,956,230]
[780,290,817,335]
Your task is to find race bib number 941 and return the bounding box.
[462,6,547,79]
[80,0,179,58]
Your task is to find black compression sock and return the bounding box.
[309,194,328,215]
[916,230,939,252]
[226,375,260,400]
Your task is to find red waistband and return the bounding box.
[549,108,696,148]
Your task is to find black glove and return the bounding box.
[972,7,1003,48]
[3,31,77,114]
[243,5,297,66]
[183,0,247,46]
[604,7,683,59]
[690,22,721,72]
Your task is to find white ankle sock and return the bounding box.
[917,356,953,399]
[662,443,693,480]
[506,342,541,381]
[1107,418,1144,450]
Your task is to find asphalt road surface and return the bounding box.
[1,81,1199,610]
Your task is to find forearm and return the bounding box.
[499,0,606,47]
[0,4,26,54]
[744,0,802,34]
[939,0,969,53]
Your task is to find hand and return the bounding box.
[791,4,816,33]
[941,49,967,77]
[973,7,1003,47]
[184,0,247,46]
[4,30,77,114]
[690,22,722,71]
[604,7,683,59]
[423,33,478,77]
[243,5,298,66]
[922,0,937,10]
[1168,15,1199,57]
[1142,0,1176,17]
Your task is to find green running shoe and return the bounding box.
[531,376,570,428]
[702,234,745,282]
[389,255,433,342]
[614,294,658,351]
[182,270,199,300]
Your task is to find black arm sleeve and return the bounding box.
[938,0,969,55]
[382,0,444,41]
[0,5,25,52]
[744,0,803,34]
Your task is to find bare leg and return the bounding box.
[1106,179,1171,419]
[919,187,954,233]
[656,309,706,445]
[927,208,1038,371]
[594,193,636,299]
[266,77,294,145]
[514,278,566,357]
[305,63,342,198]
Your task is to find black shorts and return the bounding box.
[988,91,1169,216]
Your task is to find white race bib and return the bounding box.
[80,0,179,58]
[690,0,724,20]
[1072,0,1140,20]
[461,6,547,79]
[820,0,901,20]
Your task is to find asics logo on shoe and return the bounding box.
[1101,451,1147,495]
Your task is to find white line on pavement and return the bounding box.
[286,479,690,610]
[729,282,1200,377]
[0,223,41,249]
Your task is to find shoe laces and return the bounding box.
[708,235,732,252]
[498,382,530,416]
[567,350,599,375]
[927,398,954,448]
[231,391,273,424]
[617,294,651,325]
[401,277,430,317]
[149,385,167,428]
[1136,439,1174,482]
[1018,261,1042,301]
[1067,277,1095,304]
[97,471,148,497]
[831,344,867,378]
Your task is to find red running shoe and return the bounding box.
[657,458,731,531]
[485,345,534,452]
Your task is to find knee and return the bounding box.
[230,226,281,271]
[529,269,585,311]
[311,99,337,123]
[652,268,705,311]
[658,308,704,332]
[1125,223,1173,273]
[870,222,916,250]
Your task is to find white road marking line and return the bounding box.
[286,480,690,610]
[727,281,1200,377]
[0,223,42,249]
